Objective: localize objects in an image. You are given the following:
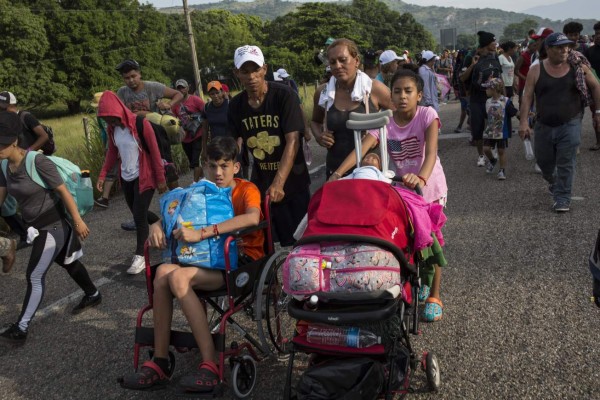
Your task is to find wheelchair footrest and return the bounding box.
[135,327,223,350]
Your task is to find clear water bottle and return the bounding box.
[524,138,535,160]
[303,139,312,166]
[306,324,381,348]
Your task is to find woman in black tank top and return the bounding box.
[311,38,393,179]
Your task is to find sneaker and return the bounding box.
[553,202,570,213]
[454,127,463,133]
[497,169,506,180]
[72,292,102,315]
[0,323,27,346]
[94,197,109,208]
[485,158,497,173]
[121,220,137,231]
[127,255,145,275]
[477,155,486,167]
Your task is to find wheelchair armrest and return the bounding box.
[228,220,268,238]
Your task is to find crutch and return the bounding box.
[346,109,394,177]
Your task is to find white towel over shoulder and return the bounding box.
[318,70,373,111]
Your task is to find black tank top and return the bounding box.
[326,98,377,175]
[535,61,582,127]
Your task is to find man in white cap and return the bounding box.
[378,49,404,85]
[228,45,310,246]
[419,50,440,112]
[275,68,299,93]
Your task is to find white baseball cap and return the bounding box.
[234,45,265,69]
[379,50,402,66]
[276,68,290,78]
[421,50,436,62]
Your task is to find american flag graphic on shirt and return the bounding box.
[388,137,421,162]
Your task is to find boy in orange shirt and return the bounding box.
[121,136,264,392]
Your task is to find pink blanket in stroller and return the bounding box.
[393,186,446,251]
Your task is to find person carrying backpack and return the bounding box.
[0,112,101,346]
[96,91,167,274]
[0,91,54,154]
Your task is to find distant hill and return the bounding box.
[524,0,600,23]
[160,0,597,42]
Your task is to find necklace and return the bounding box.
[336,81,353,93]
[248,83,268,106]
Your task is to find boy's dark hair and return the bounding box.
[206,136,239,162]
[116,59,141,74]
[563,21,583,35]
[390,68,424,92]
[594,21,600,31]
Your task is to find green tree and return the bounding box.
[22,0,168,113]
[502,18,538,43]
[0,0,62,107]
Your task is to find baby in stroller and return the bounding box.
[120,137,265,393]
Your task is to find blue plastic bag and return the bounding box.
[160,179,238,270]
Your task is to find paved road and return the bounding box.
[1,101,600,399]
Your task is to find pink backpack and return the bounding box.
[283,242,401,296]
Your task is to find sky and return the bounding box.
[145,0,559,13]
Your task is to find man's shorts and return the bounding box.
[470,101,486,140]
[270,188,310,247]
[483,139,508,149]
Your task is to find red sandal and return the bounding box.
[120,360,172,391]
[178,361,220,393]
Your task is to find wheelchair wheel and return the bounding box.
[255,249,293,357]
[231,355,257,398]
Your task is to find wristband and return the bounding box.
[595,110,600,115]
[417,175,427,186]
[332,171,342,178]
[213,224,219,237]
[200,227,206,240]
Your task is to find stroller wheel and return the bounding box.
[231,355,257,398]
[424,352,441,392]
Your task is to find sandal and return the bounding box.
[590,144,600,151]
[422,298,443,322]
[120,360,172,391]
[418,285,430,302]
[178,361,220,393]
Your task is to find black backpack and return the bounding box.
[135,115,178,183]
[19,111,56,155]
[135,115,173,163]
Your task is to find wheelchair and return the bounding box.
[119,198,295,398]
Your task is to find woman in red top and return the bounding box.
[97,91,167,274]
[171,79,205,182]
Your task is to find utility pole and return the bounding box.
[183,0,203,97]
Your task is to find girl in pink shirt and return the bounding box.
[332,68,448,322]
